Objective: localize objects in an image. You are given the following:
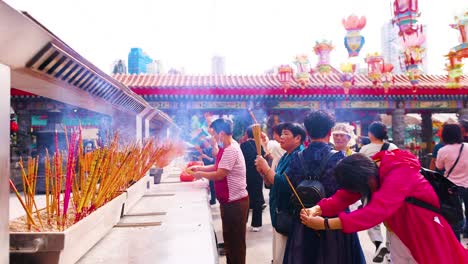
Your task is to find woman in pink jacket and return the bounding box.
[300,150,468,263]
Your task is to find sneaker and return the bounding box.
[251,226,261,232]
[373,243,389,263]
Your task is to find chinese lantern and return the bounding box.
[381,63,395,94]
[446,11,468,88]
[313,40,334,76]
[401,33,425,91]
[277,65,294,92]
[293,54,311,87]
[10,120,19,133]
[342,15,366,57]
[393,0,421,36]
[340,62,356,97]
[365,53,384,86]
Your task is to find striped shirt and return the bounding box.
[216,141,248,203]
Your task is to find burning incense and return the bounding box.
[248,109,258,124]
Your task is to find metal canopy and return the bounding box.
[0,2,176,129]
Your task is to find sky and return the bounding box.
[4,0,467,75]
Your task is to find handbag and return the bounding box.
[275,209,293,235]
[406,144,465,225]
[290,150,338,212]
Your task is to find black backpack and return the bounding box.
[405,167,463,226]
[290,150,338,212]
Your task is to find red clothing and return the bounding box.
[318,150,468,264]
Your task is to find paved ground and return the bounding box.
[211,188,468,264]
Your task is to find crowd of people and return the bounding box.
[189,111,468,264]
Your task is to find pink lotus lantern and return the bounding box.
[401,33,425,66]
[342,15,366,57]
[365,53,384,86]
[381,63,395,93]
[293,54,311,87]
[277,65,294,92]
[393,0,421,36]
[313,40,334,75]
[340,63,356,97]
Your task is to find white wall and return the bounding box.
[0,63,11,264]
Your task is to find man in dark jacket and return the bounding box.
[283,110,365,264]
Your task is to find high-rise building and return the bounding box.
[381,21,404,74]
[211,56,225,75]
[111,59,127,74]
[128,48,153,74]
[146,60,161,75]
[381,21,428,74]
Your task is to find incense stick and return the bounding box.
[283,173,307,212]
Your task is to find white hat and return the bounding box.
[331,123,356,146]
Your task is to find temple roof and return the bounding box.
[112,73,468,99]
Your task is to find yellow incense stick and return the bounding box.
[283,173,307,211]
[9,179,39,229]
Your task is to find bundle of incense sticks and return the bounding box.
[11,127,185,231]
[252,124,262,156]
[248,109,263,156]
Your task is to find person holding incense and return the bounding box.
[255,122,306,264]
[282,110,365,264]
[190,118,249,264]
[240,125,271,232]
[300,152,468,263]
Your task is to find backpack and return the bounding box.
[290,150,338,212]
[405,167,463,226]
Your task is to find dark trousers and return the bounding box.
[250,205,263,227]
[220,197,249,264]
[451,187,468,241]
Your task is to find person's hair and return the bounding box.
[460,119,468,132]
[210,118,233,135]
[281,122,307,143]
[272,123,285,136]
[360,136,371,146]
[368,121,388,140]
[303,110,335,139]
[246,125,255,139]
[442,123,463,144]
[334,153,378,197]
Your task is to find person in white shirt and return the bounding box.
[358,121,400,263]
[266,124,287,172]
[436,123,468,240]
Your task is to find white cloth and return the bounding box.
[367,224,384,243]
[388,231,417,264]
[359,142,398,158]
[272,229,288,264]
[267,140,286,171]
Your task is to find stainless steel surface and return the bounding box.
[78,171,218,264]
[124,212,167,217]
[10,237,45,253]
[0,63,11,264]
[114,222,163,228]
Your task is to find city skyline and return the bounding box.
[4,0,467,75]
